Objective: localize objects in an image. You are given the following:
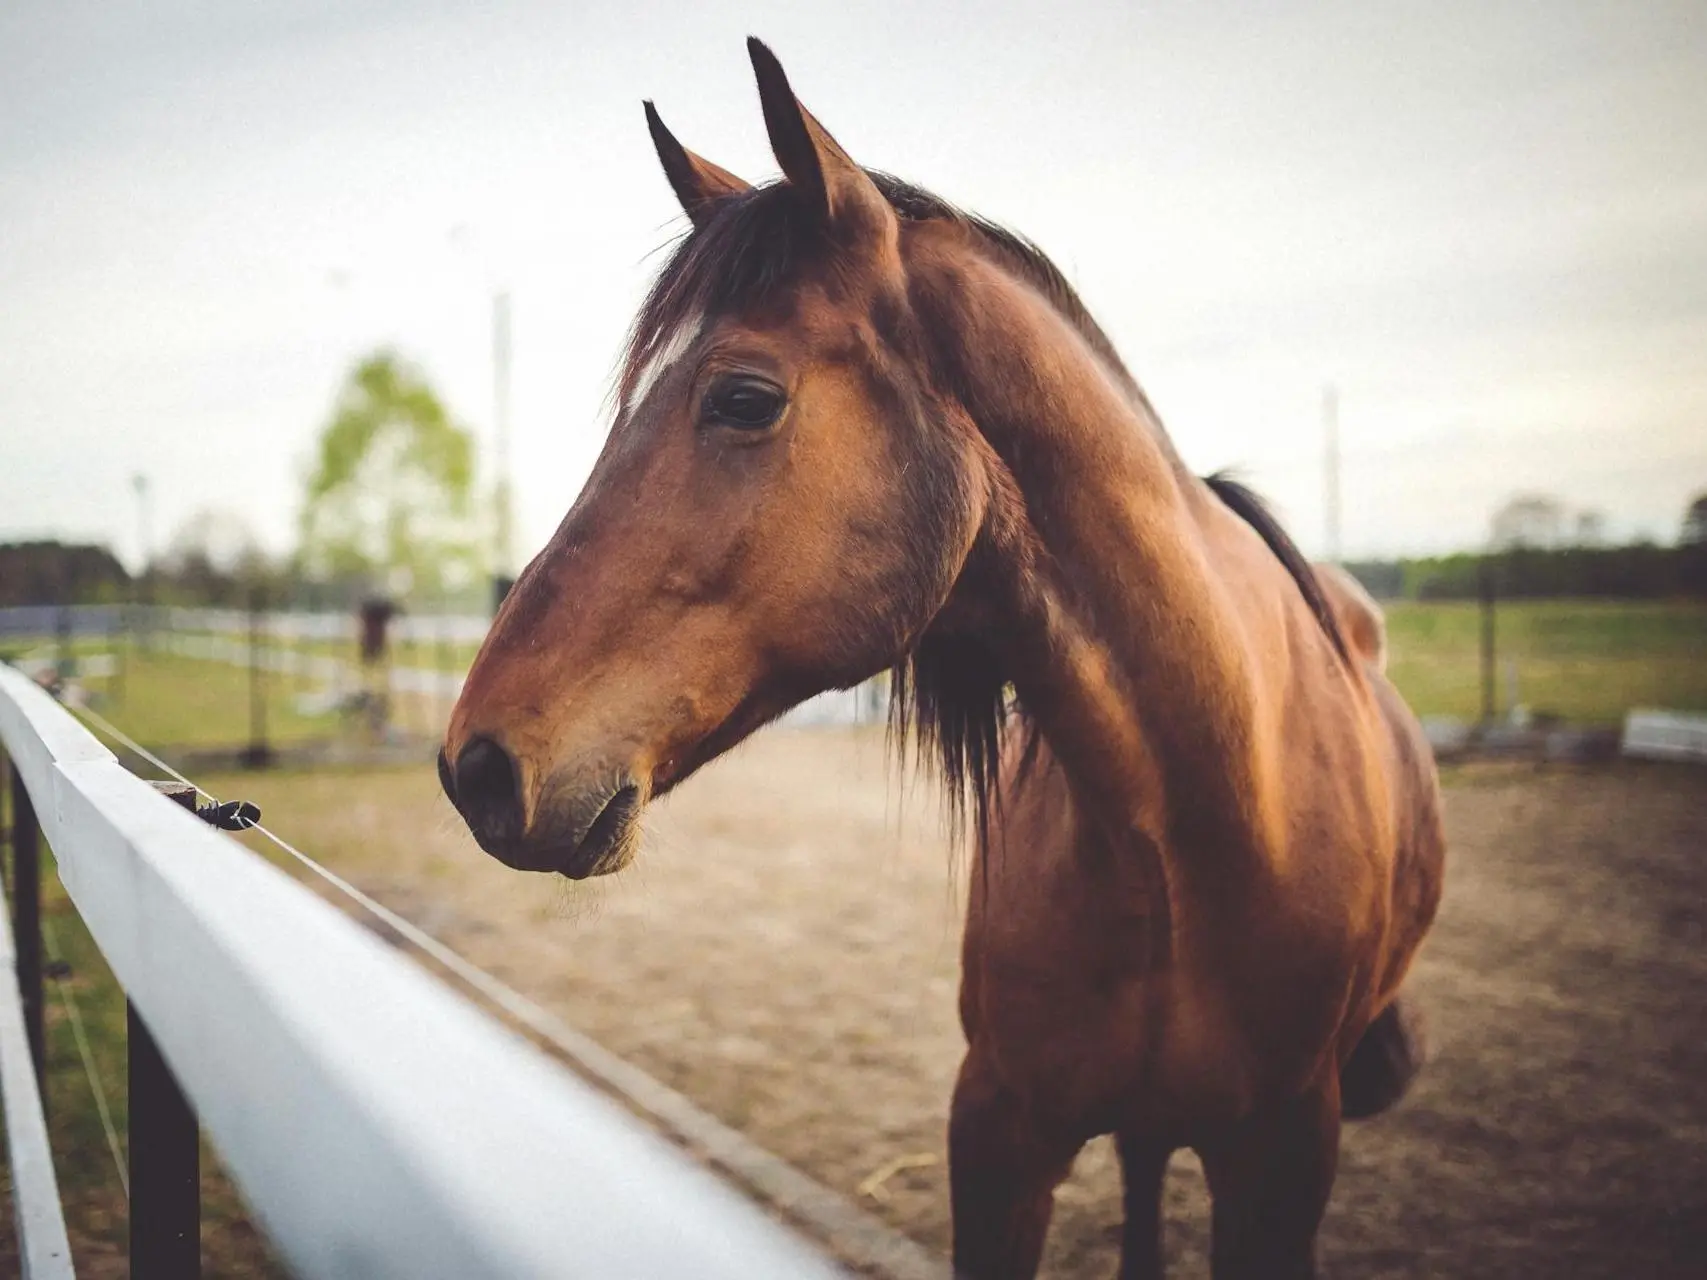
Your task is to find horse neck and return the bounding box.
[932,256,1285,865]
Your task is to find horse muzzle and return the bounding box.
[439,738,647,879]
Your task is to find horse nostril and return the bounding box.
[452,736,523,846]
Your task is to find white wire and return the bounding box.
[66,703,614,1066]
[40,917,129,1198]
[66,701,948,1280]
[68,703,208,799]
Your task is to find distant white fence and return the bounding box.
[0,661,844,1278]
[0,605,888,729]
[1622,708,1707,763]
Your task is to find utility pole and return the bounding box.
[132,473,153,578]
[132,473,154,649]
[1322,384,1342,564]
[491,289,515,615]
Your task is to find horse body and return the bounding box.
[925,248,1445,1274]
[440,41,1445,1278]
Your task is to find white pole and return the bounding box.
[492,290,514,588]
[1322,384,1341,564]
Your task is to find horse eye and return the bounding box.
[704,377,785,430]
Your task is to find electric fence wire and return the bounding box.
[64,697,951,1280]
[40,915,129,1198]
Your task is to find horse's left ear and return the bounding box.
[645,101,751,229]
[747,37,895,243]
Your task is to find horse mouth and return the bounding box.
[557,783,644,879]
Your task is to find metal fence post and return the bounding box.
[9,748,46,1096]
[1479,556,1498,725]
[130,780,201,1279]
[111,606,127,709]
[243,586,271,769]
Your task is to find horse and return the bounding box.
[440,40,1446,1280]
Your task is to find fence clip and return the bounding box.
[196,799,261,831]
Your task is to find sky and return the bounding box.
[3,0,1705,572]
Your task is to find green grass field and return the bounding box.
[84,650,343,749]
[51,648,457,749]
[1382,599,1707,724]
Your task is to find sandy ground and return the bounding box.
[7,729,1705,1276]
[199,731,1706,1278]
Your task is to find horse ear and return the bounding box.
[747,38,892,237]
[645,101,751,229]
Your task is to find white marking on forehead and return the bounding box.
[626,313,703,415]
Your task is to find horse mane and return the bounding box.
[624,174,1349,838]
[1203,473,1350,665]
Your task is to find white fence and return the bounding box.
[0,605,888,729]
[0,660,845,1278]
[0,861,73,1279]
[1622,708,1707,763]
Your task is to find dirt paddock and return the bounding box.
[229,730,1706,1278]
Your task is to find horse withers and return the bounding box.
[440,41,1445,1280]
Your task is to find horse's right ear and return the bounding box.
[747,38,894,244]
[645,101,751,229]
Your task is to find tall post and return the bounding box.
[55,601,74,687]
[491,289,515,613]
[131,781,201,1278]
[244,584,271,769]
[1479,556,1498,725]
[9,753,45,1094]
[493,290,511,561]
[434,600,457,737]
[1322,383,1342,565]
[111,607,126,709]
[133,473,154,652]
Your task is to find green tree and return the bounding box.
[1683,492,1707,546]
[298,351,480,598]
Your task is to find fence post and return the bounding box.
[111,606,127,710]
[243,585,271,769]
[130,781,201,1279]
[1479,556,1498,725]
[434,604,453,739]
[55,601,74,687]
[9,746,46,1096]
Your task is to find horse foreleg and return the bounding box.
[948,1052,1078,1280]
[1115,1131,1172,1280]
[1199,1078,1340,1280]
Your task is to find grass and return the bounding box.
[1381,598,1707,724]
[55,646,460,750]
[77,650,343,749]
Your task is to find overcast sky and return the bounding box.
[3,0,1704,571]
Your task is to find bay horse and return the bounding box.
[441,40,1446,1279]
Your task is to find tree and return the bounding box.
[1683,492,1707,546]
[1490,493,1567,551]
[159,508,269,605]
[0,541,129,606]
[298,351,480,599]
[1571,509,1607,548]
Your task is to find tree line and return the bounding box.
[1344,541,1707,602]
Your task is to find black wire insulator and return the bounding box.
[196,799,261,831]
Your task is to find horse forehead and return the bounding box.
[624,312,705,416]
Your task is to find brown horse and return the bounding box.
[441,40,1445,1279]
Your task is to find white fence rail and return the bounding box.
[1622,708,1707,763]
[0,871,73,1279]
[0,661,843,1278]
